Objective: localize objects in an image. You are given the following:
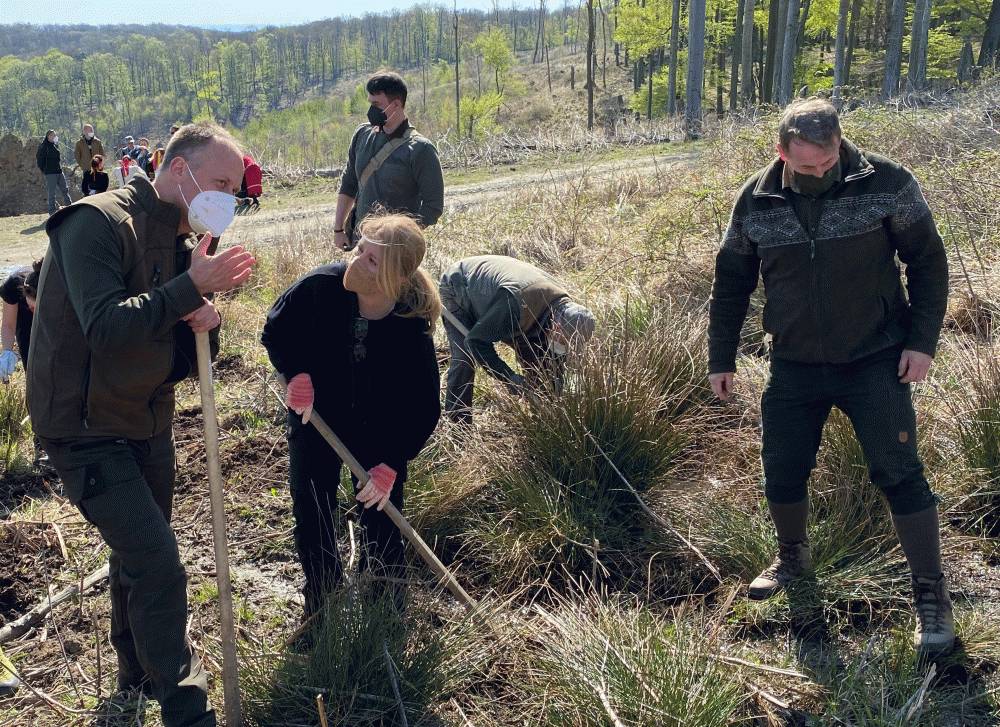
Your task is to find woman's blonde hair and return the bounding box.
[357,214,442,329]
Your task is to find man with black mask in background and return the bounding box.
[333,71,444,251]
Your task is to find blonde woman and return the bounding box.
[262,214,441,618]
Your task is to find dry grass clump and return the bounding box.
[0,372,31,476]
[407,305,712,594]
[523,592,751,726]
[935,338,1000,535]
[243,587,458,726]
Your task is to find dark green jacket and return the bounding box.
[339,121,444,232]
[440,255,569,383]
[708,139,948,374]
[27,177,209,440]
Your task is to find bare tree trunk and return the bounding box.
[882,0,906,98]
[667,0,681,114]
[907,0,931,89]
[832,0,850,100]
[796,0,812,46]
[602,0,609,89]
[716,7,726,117]
[587,0,596,129]
[614,0,621,65]
[741,0,756,104]
[454,3,461,134]
[647,52,655,119]
[731,0,745,111]
[958,37,974,82]
[534,0,545,62]
[763,0,779,102]
[979,0,1000,66]
[686,0,707,137]
[546,36,553,92]
[778,0,800,104]
[771,0,789,101]
[844,0,862,83]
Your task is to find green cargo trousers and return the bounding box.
[42,428,216,727]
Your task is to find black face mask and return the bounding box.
[794,163,840,197]
[367,104,388,128]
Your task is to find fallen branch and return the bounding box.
[712,654,811,680]
[583,429,724,584]
[0,563,110,645]
[383,641,408,727]
[315,693,330,727]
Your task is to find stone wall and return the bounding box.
[0,134,81,217]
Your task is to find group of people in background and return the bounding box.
[34,122,265,218]
[7,68,954,727]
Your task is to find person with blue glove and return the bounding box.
[0,260,41,382]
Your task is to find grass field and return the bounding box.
[1,84,999,726]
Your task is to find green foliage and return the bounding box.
[460,91,503,140]
[472,27,514,95]
[0,6,578,147]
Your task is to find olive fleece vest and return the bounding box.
[442,255,570,338]
[28,178,199,440]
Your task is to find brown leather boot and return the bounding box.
[748,540,813,600]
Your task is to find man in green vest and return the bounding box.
[27,122,255,726]
[440,255,596,424]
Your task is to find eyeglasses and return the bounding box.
[353,317,368,362]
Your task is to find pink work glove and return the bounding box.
[356,463,397,511]
[285,373,314,424]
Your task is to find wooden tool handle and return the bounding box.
[196,331,243,726]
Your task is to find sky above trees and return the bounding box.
[1,0,496,26]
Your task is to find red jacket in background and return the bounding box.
[242,155,263,197]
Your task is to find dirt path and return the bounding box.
[231,147,697,233]
[0,147,697,270]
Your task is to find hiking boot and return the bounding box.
[912,574,955,657]
[748,540,812,600]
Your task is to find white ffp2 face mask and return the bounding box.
[178,162,236,238]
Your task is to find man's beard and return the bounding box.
[343,258,380,295]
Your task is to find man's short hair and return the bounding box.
[778,98,842,149]
[366,71,408,106]
[125,136,134,143]
[161,122,241,170]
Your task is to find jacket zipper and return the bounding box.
[806,200,828,360]
[80,354,92,429]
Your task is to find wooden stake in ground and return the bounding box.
[195,331,243,727]
[274,374,478,612]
